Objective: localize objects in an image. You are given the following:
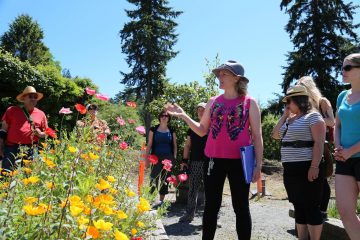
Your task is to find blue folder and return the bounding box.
[240,145,256,184]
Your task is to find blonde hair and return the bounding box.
[345,53,360,65]
[297,76,322,110]
[235,77,248,96]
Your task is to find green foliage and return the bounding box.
[0,48,95,130]
[280,0,360,107]
[0,14,53,66]
[120,0,182,131]
[262,113,281,160]
[97,103,145,148]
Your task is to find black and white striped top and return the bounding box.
[279,111,324,163]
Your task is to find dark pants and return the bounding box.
[203,158,251,240]
[1,145,37,175]
[283,161,324,225]
[320,179,330,212]
[186,160,205,216]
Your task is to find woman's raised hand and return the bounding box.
[164,103,185,118]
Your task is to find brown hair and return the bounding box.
[157,109,171,123]
[235,77,248,96]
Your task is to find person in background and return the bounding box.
[179,102,207,223]
[145,109,177,208]
[0,86,48,174]
[334,53,360,240]
[166,60,263,240]
[76,103,110,137]
[297,76,335,220]
[272,85,325,240]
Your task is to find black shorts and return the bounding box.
[335,157,360,181]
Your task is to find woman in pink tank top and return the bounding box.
[166,60,263,240]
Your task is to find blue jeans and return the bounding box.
[1,145,37,174]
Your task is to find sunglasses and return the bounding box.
[342,65,360,72]
[160,115,169,118]
[27,94,38,99]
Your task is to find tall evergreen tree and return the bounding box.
[120,0,182,132]
[0,14,53,66]
[280,0,359,106]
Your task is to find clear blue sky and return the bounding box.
[0,0,359,106]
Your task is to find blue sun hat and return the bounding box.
[212,60,249,83]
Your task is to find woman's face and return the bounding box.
[159,112,169,124]
[342,59,360,84]
[286,98,300,114]
[217,69,238,90]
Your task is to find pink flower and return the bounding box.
[95,93,110,101]
[162,159,172,172]
[59,107,73,114]
[112,135,120,141]
[166,175,178,185]
[85,87,96,95]
[119,141,128,150]
[178,173,188,182]
[128,119,136,124]
[135,126,146,135]
[116,117,126,126]
[96,133,107,142]
[147,155,158,165]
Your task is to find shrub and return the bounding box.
[262,113,281,161]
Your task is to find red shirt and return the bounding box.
[2,106,48,145]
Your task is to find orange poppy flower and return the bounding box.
[75,104,87,114]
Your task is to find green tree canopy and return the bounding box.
[0,14,53,66]
[120,0,182,132]
[280,0,359,106]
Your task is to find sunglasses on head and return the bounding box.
[342,65,360,72]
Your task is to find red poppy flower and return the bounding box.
[95,93,110,101]
[96,133,106,142]
[147,155,158,165]
[166,175,178,185]
[162,159,172,172]
[85,87,96,95]
[45,127,57,139]
[74,104,87,114]
[119,141,128,150]
[178,173,188,182]
[126,101,137,108]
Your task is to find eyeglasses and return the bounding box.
[160,115,169,118]
[27,94,38,99]
[342,65,360,72]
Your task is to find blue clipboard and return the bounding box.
[240,145,256,184]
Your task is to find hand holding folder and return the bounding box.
[240,145,256,184]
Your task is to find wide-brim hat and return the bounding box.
[212,60,249,83]
[196,102,207,109]
[282,85,308,103]
[16,86,43,102]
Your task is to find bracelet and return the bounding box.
[310,165,319,169]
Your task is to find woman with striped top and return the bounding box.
[272,85,326,240]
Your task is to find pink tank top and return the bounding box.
[204,94,252,159]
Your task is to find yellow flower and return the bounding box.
[81,153,89,161]
[9,170,18,177]
[44,159,56,169]
[22,160,32,166]
[89,152,99,160]
[100,205,114,215]
[137,197,151,213]
[95,178,111,191]
[109,188,118,194]
[117,210,128,220]
[46,182,55,189]
[41,142,48,148]
[70,205,83,216]
[23,204,48,216]
[23,167,32,174]
[88,166,95,173]
[85,195,93,203]
[54,140,61,145]
[107,175,116,182]
[22,176,40,185]
[68,146,77,153]
[131,228,137,235]
[60,200,68,208]
[49,149,56,154]
[126,188,136,197]
[77,216,89,229]
[137,221,145,228]
[24,197,38,205]
[93,194,115,207]
[114,229,129,240]
[83,207,91,215]
[93,219,113,231]
[69,195,82,203]
[0,182,10,190]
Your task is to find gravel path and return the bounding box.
[162,193,298,240]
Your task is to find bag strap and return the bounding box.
[21,107,35,129]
